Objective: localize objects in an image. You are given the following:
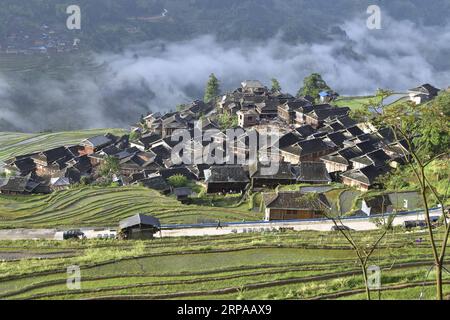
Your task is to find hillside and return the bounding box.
[0,129,126,163]
[1,0,449,51]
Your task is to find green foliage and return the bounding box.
[129,130,140,142]
[270,78,281,92]
[99,156,120,177]
[176,104,188,112]
[412,91,450,157]
[204,73,220,103]
[79,176,90,186]
[218,113,238,130]
[167,174,188,188]
[297,73,331,101]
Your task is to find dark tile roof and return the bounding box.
[408,83,440,96]
[294,162,331,183]
[326,131,347,147]
[0,175,40,193]
[159,167,197,181]
[345,126,365,137]
[81,135,114,148]
[277,132,303,149]
[309,107,350,121]
[206,165,249,183]
[294,125,316,138]
[351,149,391,168]
[139,175,171,192]
[341,165,389,185]
[321,146,362,165]
[119,214,161,229]
[297,138,331,154]
[263,191,331,210]
[137,133,162,148]
[363,195,392,213]
[355,141,377,154]
[249,161,297,180]
[9,157,36,174]
[174,187,193,197]
[31,146,71,165]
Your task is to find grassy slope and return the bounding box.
[0,129,127,163]
[333,96,375,111]
[0,229,448,300]
[0,186,261,228]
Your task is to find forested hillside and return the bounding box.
[1,0,449,51]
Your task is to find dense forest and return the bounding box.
[1,0,449,51]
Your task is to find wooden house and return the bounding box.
[263,191,331,221]
[118,214,161,240]
[204,165,249,193]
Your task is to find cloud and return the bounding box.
[0,15,449,132]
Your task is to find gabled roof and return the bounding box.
[139,175,171,192]
[279,99,312,111]
[241,80,265,89]
[294,125,316,138]
[325,131,347,147]
[263,191,331,210]
[249,161,297,180]
[159,167,197,181]
[50,176,70,186]
[355,141,377,154]
[408,83,440,96]
[119,214,161,229]
[351,149,391,168]
[0,175,40,193]
[31,146,71,165]
[308,107,350,121]
[7,157,36,174]
[321,146,362,165]
[174,187,193,197]
[137,133,162,148]
[341,165,389,185]
[294,162,331,183]
[297,138,330,155]
[205,165,249,183]
[277,131,303,149]
[81,135,114,148]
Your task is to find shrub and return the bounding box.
[167,174,188,188]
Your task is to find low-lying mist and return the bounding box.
[0,15,449,132]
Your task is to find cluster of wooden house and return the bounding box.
[0,79,420,220]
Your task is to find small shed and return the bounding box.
[118,214,161,240]
[173,187,193,203]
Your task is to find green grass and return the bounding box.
[333,96,375,111]
[0,185,262,228]
[0,129,127,163]
[0,229,448,300]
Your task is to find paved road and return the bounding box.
[159,209,443,238]
[0,209,442,240]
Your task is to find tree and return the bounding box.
[129,130,140,142]
[99,156,120,177]
[204,73,220,103]
[271,78,281,92]
[167,174,188,188]
[217,113,238,130]
[323,200,394,300]
[297,73,331,100]
[367,89,450,300]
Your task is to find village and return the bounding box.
[0,79,444,237]
[0,22,79,55]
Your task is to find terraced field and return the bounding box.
[0,186,261,228]
[0,230,448,300]
[0,129,126,164]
